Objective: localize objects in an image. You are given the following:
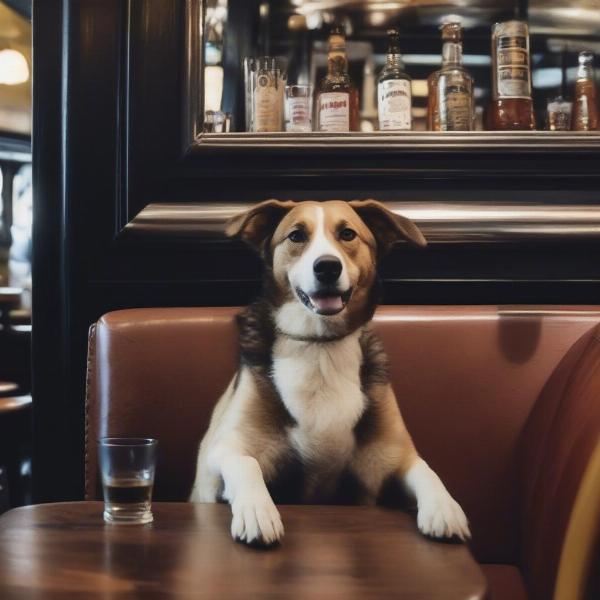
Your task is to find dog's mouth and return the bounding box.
[295,287,353,316]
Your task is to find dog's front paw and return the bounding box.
[231,493,284,546]
[417,490,470,541]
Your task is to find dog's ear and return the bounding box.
[349,199,427,256]
[226,200,297,251]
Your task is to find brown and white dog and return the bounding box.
[190,199,470,545]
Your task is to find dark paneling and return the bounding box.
[32,0,67,502]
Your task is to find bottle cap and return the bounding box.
[440,21,462,43]
[579,51,594,65]
[329,25,346,53]
[386,28,401,53]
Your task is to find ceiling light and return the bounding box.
[0,49,29,85]
[368,11,388,27]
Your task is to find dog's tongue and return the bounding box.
[311,294,343,312]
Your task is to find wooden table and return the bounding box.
[0,502,488,599]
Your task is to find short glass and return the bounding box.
[546,96,573,131]
[98,438,157,525]
[285,84,313,132]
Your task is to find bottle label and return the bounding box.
[378,80,411,131]
[440,90,471,130]
[494,23,531,99]
[318,92,350,132]
[254,72,283,132]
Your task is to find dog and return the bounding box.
[190,199,470,546]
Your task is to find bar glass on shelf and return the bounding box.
[244,57,286,132]
[285,84,313,132]
[546,97,572,131]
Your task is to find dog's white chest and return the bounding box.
[272,331,366,480]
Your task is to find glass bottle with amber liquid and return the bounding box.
[378,28,412,131]
[427,22,474,131]
[487,21,535,130]
[316,26,360,132]
[572,51,599,131]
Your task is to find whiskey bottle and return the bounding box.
[378,28,412,131]
[487,21,535,130]
[572,51,599,131]
[427,23,474,131]
[316,26,360,132]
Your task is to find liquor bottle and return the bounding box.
[487,21,535,130]
[572,51,599,131]
[378,29,412,131]
[316,26,360,132]
[427,22,474,131]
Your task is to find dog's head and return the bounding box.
[227,200,426,338]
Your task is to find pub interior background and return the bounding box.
[0,0,595,596]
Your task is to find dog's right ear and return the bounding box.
[226,200,297,252]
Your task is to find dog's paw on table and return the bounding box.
[230,494,285,547]
[417,494,471,542]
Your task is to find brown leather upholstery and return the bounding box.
[481,564,529,600]
[85,305,600,600]
[520,326,600,600]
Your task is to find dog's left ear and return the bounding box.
[349,199,427,255]
[226,199,297,252]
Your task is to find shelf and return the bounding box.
[191,131,600,153]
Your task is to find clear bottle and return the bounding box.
[572,51,599,131]
[487,21,535,130]
[378,28,412,131]
[316,26,360,132]
[427,22,474,131]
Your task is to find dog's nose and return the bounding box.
[313,255,342,284]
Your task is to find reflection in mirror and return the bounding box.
[201,1,600,134]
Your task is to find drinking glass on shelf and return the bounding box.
[244,56,286,132]
[285,85,313,132]
[546,96,573,131]
[98,438,157,525]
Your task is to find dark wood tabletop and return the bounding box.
[0,502,488,599]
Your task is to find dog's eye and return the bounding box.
[288,229,307,243]
[339,228,357,242]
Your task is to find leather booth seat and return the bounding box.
[86,306,600,600]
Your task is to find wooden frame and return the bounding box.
[113,0,600,243]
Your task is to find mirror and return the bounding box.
[201,1,600,133]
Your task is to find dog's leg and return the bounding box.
[214,448,284,545]
[351,383,470,540]
[401,457,470,541]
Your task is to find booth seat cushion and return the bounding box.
[481,564,528,600]
[85,305,600,569]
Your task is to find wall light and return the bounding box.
[0,49,29,85]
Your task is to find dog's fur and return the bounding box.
[190,199,470,545]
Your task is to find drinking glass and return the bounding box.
[546,96,573,131]
[244,56,286,132]
[98,438,157,525]
[285,84,313,132]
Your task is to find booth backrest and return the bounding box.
[85,306,600,571]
